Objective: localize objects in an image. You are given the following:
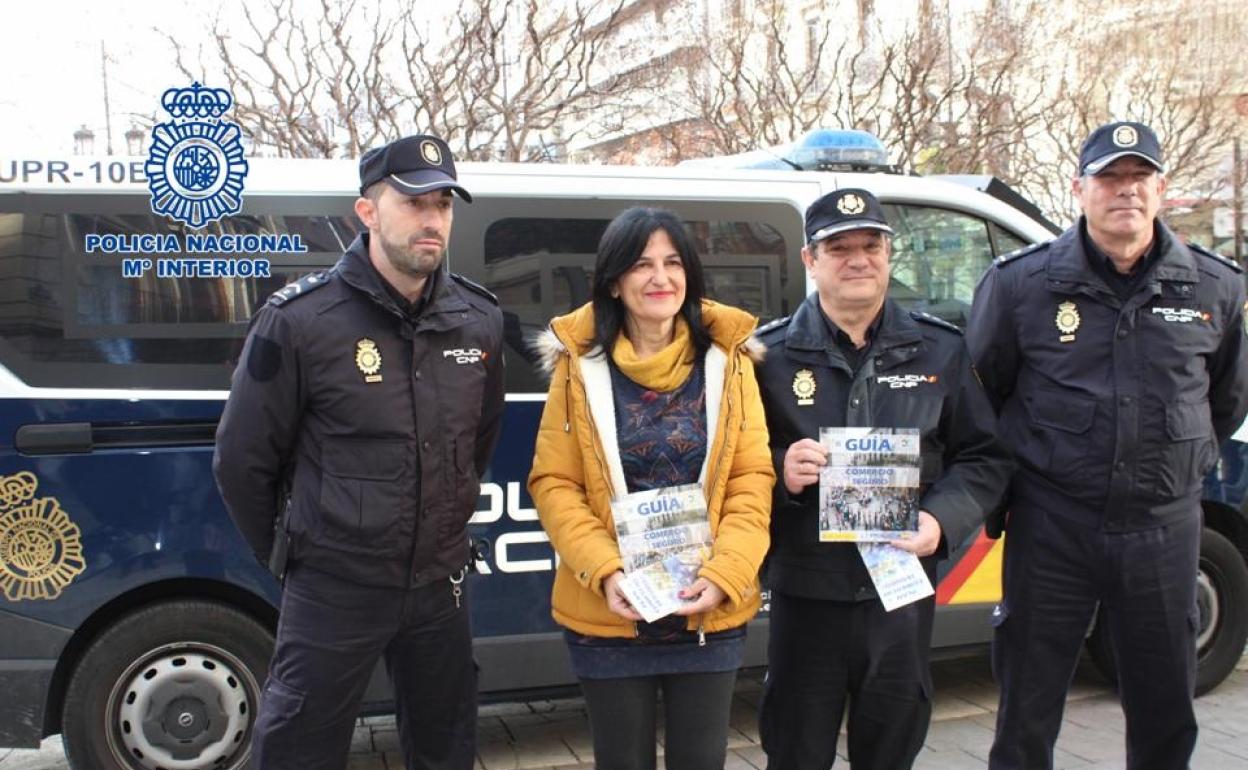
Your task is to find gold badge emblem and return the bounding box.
[0,471,85,602]
[1055,300,1080,342]
[836,193,865,215]
[1112,125,1138,147]
[793,369,817,406]
[420,140,443,165]
[355,338,383,383]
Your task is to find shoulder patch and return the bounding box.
[993,240,1049,268]
[755,315,791,338]
[910,311,963,335]
[1188,242,1243,274]
[268,269,332,306]
[451,273,499,305]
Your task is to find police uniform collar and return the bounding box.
[337,234,468,317]
[1046,219,1197,287]
[1146,221,1199,283]
[359,255,435,317]
[786,293,920,352]
[871,300,924,351]
[784,293,834,351]
[820,304,884,350]
[1081,221,1153,279]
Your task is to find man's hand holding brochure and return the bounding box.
[820,427,936,611]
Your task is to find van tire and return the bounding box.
[61,600,273,770]
[1087,527,1248,697]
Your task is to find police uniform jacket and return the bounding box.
[756,294,1011,602]
[968,219,1248,533]
[214,233,505,588]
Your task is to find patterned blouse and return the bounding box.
[611,358,707,493]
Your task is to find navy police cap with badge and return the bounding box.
[359,134,473,202]
[1079,121,1165,176]
[805,188,894,244]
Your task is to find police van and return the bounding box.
[1,133,1246,770]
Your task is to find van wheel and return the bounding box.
[62,600,273,770]
[1087,527,1248,696]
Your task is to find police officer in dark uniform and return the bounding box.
[214,134,505,770]
[968,122,1248,770]
[755,189,1011,770]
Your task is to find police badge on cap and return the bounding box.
[1079,121,1165,176]
[804,188,894,243]
[358,134,473,201]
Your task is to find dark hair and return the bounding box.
[590,207,711,360]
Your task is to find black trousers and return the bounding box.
[760,591,934,770]
[579,670,739,770]
[988,505,1200,770]
[252,564,477,770]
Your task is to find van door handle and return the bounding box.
[15,423,94,455]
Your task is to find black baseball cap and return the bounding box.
[358,134,473,201]
[805,188,893,243]
[1079,121,1165,176]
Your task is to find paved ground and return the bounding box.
[2,653,1245,769]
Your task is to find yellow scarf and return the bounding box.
[610,318,695,393]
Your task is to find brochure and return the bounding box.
[819,427,921,542]
[610,484,712,623]
[857,542,935,611]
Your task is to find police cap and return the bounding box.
[1079,121,1165,176]
[805,188,893,244]
[359,134,473,201]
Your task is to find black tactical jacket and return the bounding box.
[967,219,1248,533]
[214,234,505,587]
[756,294,1011,602]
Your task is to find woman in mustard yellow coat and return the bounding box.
[528,207,774,770]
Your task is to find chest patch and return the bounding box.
[876,374,938,389]
[444,347,486,364]
[1151,307,1210,324]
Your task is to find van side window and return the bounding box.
[464,204,802,393]
[988,221,1029,256]
[0,196,348,390]
[881,204,994,328]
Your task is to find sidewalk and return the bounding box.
[2,654,1245,769]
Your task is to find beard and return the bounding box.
[378,230,444,277]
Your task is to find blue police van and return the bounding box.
[1,136,1245,770]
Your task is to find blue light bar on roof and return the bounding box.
[679,129,890,171]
